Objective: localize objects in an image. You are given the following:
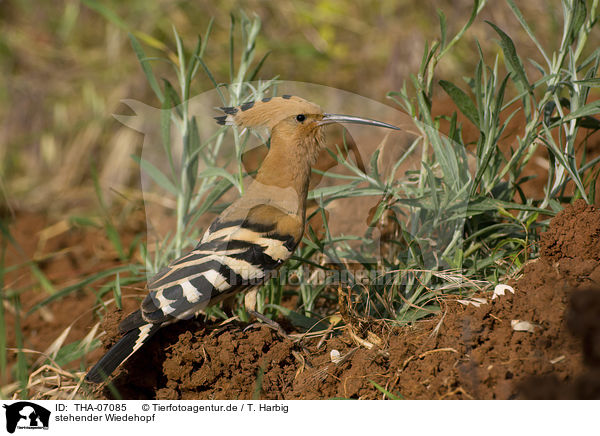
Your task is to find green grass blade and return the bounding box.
[81,0,128,29]
[506,0,550,67]
[26,265,138,315]
[196,56,226,104]
[53,338,101,368]
[198,167,240,188]
[248,51,271,82]
[369,379,404,400]
[12,296,28,397]
[229,13,235,83]
[29,264,56,295]
[131,154,178,195]
[129,33,164,102]
[264,304,329,331]
[199,17,214,58]
[558,100,600,123]
[0,235,6,378]
[91,165,126,260]
[437,9,447,50]
[113,272,122,310]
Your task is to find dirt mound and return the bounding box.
[96,318,296,400]
[540,199,600,283]
[518,288,600,399]
[92,200,600,399]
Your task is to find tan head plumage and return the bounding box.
[214,94,400,189]
[214,95,323,130]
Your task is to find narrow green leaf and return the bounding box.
[438,0,483,58]
[200,18,214,58]
[248,51,271,82]
[263,304,329,331]
[131,154,178,195]
[466,198,555,216]
[198,167,240,188]
[0,239,7,376]
[542,129,588,201]
[52,338,101,367]
[69,216,101,228]
[185,116,201,200]
[13,296,28,395]
[570,0,587,44]
[162,78,182,116]
[113,272,122,310]
[172,25,186,77]
[229,13,235,83]
[252,365,264,400]
[370,380,404,400]
[578,47,600,72]
[573,78,600,88]
[184,36,204,102]
[486,21,531,100]
[437,9,447,50]
[506,0,550,67]
[30,264,56,294]
[196,55,226,104]
[423,163,440,211]
[189,177,233,224]
[160,81,177,184]
[27,265,138,315]
[439,79,480,128]
[129,33,164,102]
[104,221,126,261]
[559,100,600,123]
[91,165,125,260]
[81,0,128,29]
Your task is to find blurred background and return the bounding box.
[0,0,576,217]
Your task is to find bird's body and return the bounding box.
[85,95,399,383]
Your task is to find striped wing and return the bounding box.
[139,207,299,325]
[86,207,301,383]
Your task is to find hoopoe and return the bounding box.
[85,95,399,383]
[240,121,365,242]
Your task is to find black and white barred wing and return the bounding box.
[85,207,299,383]
[85,220,255,383]
[140,230,249,324]
[139,212,296,324]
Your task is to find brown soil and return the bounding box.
[6,200,600,399]
[2,210,146,385]
[81,200,600,399]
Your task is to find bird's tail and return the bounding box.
[85,321,161,383]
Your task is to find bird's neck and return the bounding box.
[254,135,315,217]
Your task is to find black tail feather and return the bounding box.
[85,323,161,383]
[118,309,146,334]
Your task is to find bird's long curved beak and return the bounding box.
[319,113,400,130]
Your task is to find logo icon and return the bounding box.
[3,402,50,433]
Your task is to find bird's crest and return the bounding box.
[214,95,322,129]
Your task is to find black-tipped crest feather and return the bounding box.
[220,106,238,115]
[214,115,227,125]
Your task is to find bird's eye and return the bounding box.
[296,114,306,122]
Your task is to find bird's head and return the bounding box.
[215,95,399,164]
